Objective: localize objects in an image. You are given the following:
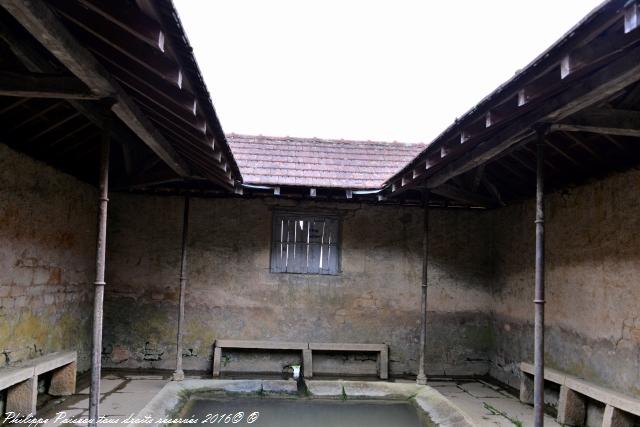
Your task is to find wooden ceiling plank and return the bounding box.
[0,0,191,177]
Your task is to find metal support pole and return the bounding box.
[417,191,429,385]
[89,127,110,426]
[173,197,190,381]
[534,131,546,427]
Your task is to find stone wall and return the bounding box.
[490,169,640,397]
[102,195,494,377]
[0,144,96,371]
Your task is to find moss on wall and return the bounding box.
[0,144,95,370]
[103,196,494,376]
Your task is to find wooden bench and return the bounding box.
[212,340,307,377]
[0,351,76,415]
[520,362,640,427]
[306,342,388,379]
[212,340,389,380]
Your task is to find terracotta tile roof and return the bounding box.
[227,134,427,189]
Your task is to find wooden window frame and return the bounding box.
[269,210,342,275]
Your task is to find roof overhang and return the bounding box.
[382,0,640,206]
[0,0,241,191]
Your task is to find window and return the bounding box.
[270,212,341,275]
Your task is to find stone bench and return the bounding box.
[212,340,389,380]
[0,351,77,415]
[212,340,307,377]
[306,342,388,379]
[520,362,640,427]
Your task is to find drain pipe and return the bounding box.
[533,130,546,427]
[89,126,110,426]
[173,197,190,381]
[416,191,429,385]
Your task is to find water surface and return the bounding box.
[174,397,432,427]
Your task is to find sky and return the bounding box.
[174,0,604,144]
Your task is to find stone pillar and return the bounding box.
[303,349,313,378]
[6,376,37,415]
[212,346,222,377]
[49,362,77,396]
[519,373,534,405]
[557,385,586,426]
[602,405,634,427]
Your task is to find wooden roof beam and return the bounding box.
[0,0,191,177]
[423,41,640,191]
[562,12,640,79]
[551,108,640,138]
[0,70,101,100]
[50,0,181,87]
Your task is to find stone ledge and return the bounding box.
[132,379,478,427]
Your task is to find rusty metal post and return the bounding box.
[417,191,429,385]
[89,126,110,426]
[534,131,546,427]
[173,196,190,381]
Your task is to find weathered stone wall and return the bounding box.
[0,144,95,371]
[490,169,640,397]
[103,195,494,376]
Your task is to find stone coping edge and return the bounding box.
[129,379,477,427]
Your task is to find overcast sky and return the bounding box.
[174,1,604,143]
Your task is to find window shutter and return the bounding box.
[270,212,341,275]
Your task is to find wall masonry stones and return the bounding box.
[102,195,494,377]
[490,168,640,397]
[0,144,95,371]
[2,140,638,397]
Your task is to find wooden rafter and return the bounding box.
[74,0,166,52]
[0,0,192,178]
[384,4,640,197]
[0,70,99,99]
[551,108,640,138]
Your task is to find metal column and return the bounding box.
[173,197,190,381]
[534,132,546,427]
[89,129,110,426]
[417,191,429,385]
